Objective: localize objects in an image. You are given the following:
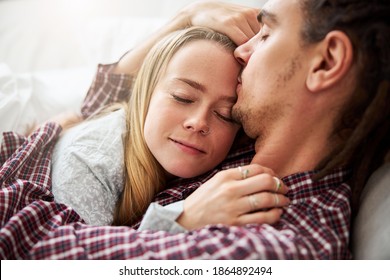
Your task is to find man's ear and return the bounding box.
[306,31,353,92]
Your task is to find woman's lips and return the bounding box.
[169,138,206,154]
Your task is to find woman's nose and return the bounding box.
[184,112,210,136]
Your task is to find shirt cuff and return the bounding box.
[138,201,187,233]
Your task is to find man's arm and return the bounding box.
[25,174,351,260]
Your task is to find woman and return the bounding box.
[51,27,266,226]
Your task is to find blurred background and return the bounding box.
[0,0,266,135]
[0,0,266,73]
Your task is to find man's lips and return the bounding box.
[169,138,206,154]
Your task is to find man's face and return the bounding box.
[233,0,310,141]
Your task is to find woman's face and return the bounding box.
[144,40,241,178]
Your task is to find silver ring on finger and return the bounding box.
[273,176,282,192]
[248,194,259,212]
[238,166,249,180]
[274,193,280,207]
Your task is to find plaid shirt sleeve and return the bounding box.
[26,169,351,260]
[80,64,133,118]
[18,171,351,260]
[0,66,352,260]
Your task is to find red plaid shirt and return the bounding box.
[0,64,352,259]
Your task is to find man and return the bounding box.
[0,0,388,259]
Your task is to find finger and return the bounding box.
[238,207,284,226]
[230,163,275,181]
[242,7,261,37]
[223,25,252,46]
[272,176,285,193]
[218,8,261,45]
[248,162,276,176]
[232,165,254,181]
[238,166,250,180]
[225,165,251,181]
[260,192,290,209]
[227,20,259,45]
[241,191,290,213]
[231,6,261,37]
[236,173,288,196]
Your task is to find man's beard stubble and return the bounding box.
[232,97,282,148]
[232,53,301,144]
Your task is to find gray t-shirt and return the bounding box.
[51,109,125,226]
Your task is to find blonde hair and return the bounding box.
[112,26,237,226]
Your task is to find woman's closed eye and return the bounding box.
[214,110,237,124]
[171,93,237,124]
[171,93,193,104]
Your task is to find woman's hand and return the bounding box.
[114,1,261,75]
[180,0,261,45]
[177,164,290,230]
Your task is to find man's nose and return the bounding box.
[234,41,253,66]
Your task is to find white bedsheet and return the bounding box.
[0,64,93,135]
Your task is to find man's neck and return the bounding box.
[251,121,335,178]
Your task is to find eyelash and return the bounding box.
[215,112,235,123]
[260,34,269,41]
[258,25,269,42]
[171,94,235,124]
[172,94,193,104]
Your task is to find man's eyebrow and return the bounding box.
[257,9,278,25]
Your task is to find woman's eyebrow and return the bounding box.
[257,9,278,25]
[174,77,236,103]
[175,77,206,92]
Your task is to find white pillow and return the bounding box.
[352,163,390,259]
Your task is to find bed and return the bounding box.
[0,0,389,260]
